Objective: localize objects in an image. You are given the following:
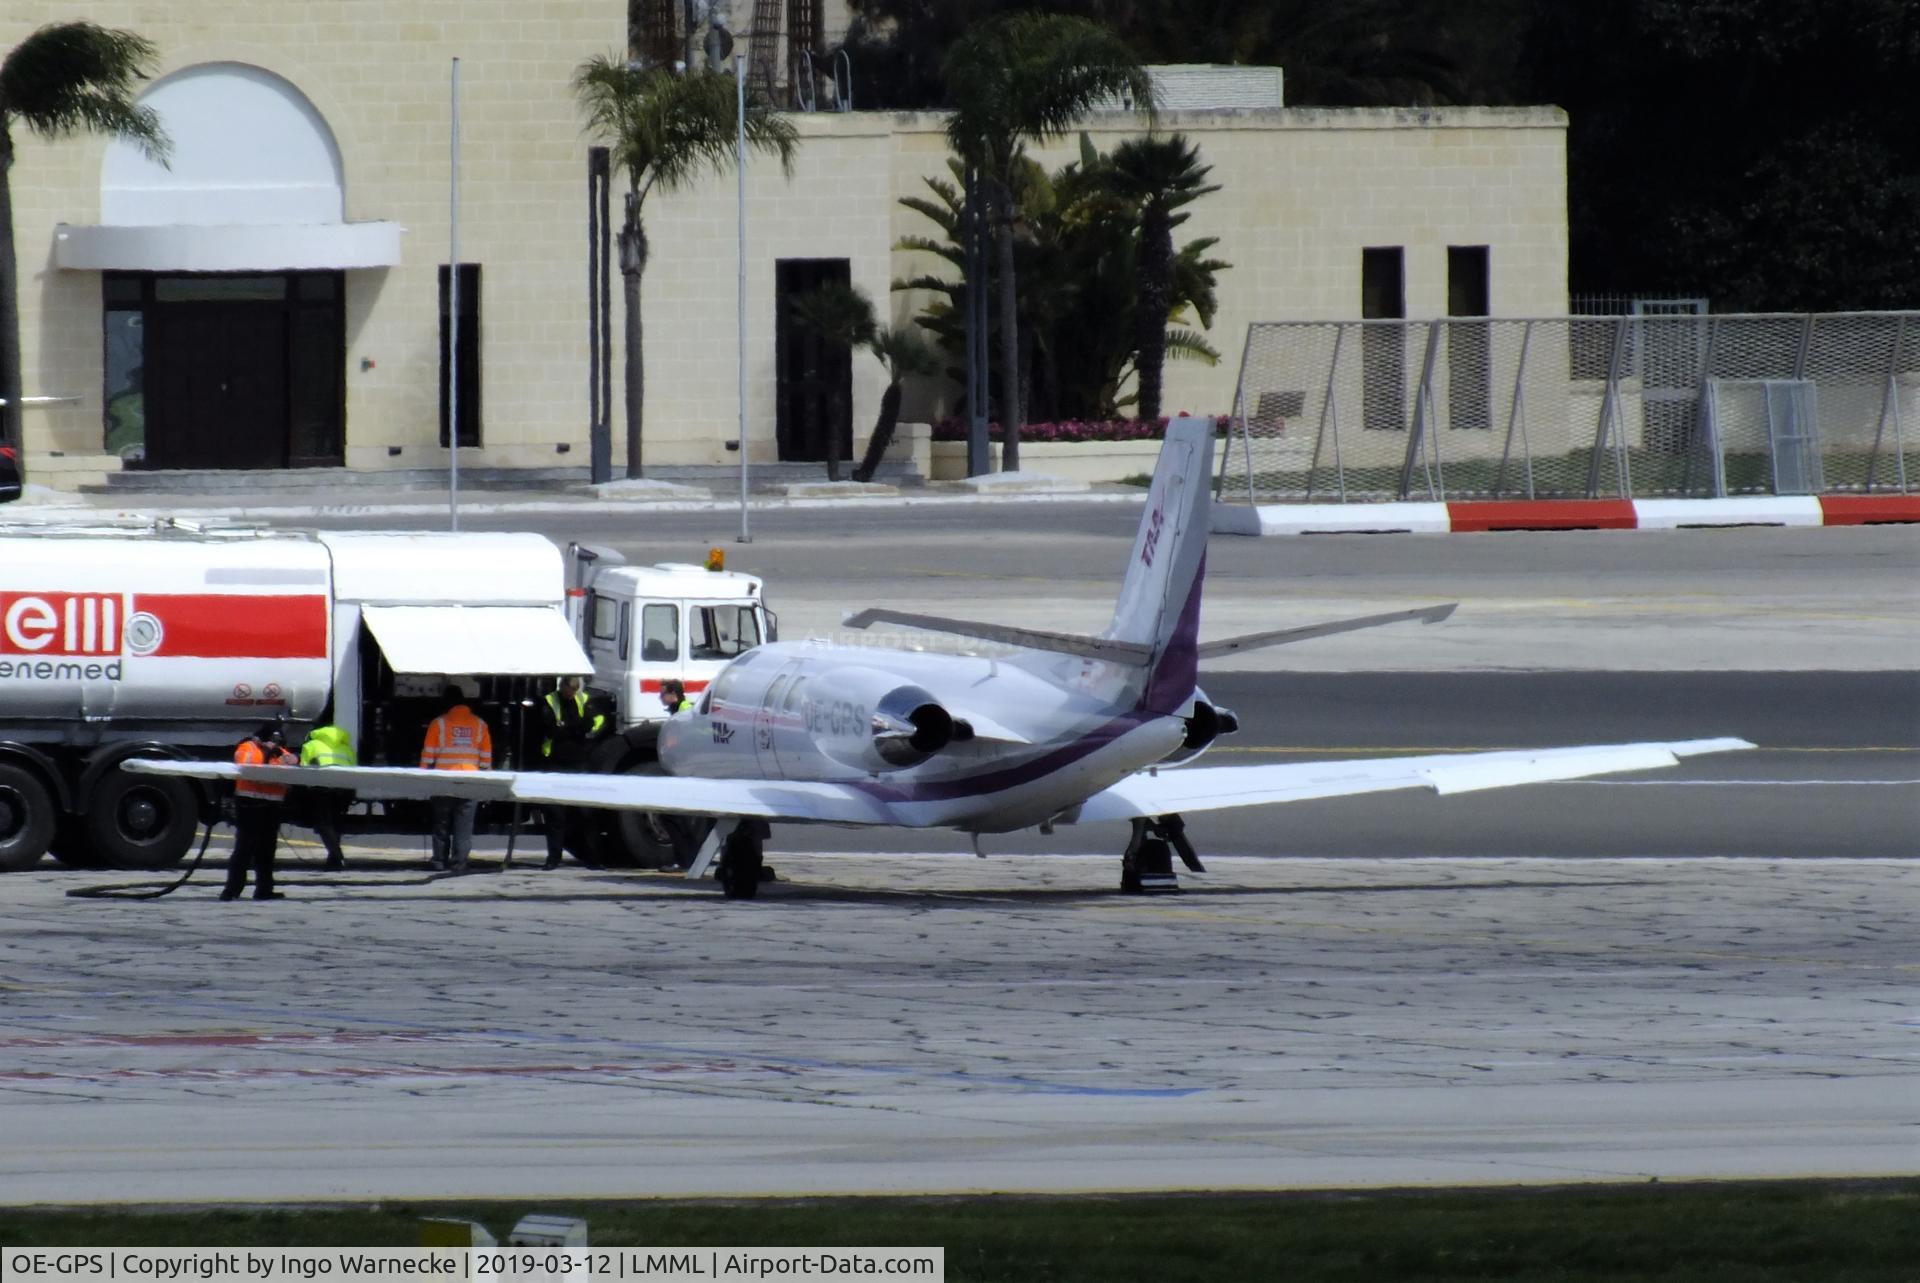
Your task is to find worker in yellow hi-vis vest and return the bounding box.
[297,722,356,870]
[538,674,606,869]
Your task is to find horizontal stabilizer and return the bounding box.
[1195,603,1457,661]
[842,607,1152,664]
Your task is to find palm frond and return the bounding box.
[0,22,169,162]
[572,57,796,202]
[1163,328,1221,365]
[872,325,942,379]
[942,13,1154,171]
[788,281,878,353]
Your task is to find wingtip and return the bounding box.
[1671,737,1758,756]
[1421,602,1460,625]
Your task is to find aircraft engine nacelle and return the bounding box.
[1161,692,1240,767]
[801,671,955,773]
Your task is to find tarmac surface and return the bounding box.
[2,483,1915,1202]
[2,849,1913,1202]
[18,483,1911,672]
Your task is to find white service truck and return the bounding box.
[0,521,772,871]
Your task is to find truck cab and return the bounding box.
[570,552,774,731]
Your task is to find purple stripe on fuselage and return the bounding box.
[1141,555,1204,715]
[847,708,1162,804]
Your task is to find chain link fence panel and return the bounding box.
[1220,312,1919,503]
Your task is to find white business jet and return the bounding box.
[134,418,1750,898]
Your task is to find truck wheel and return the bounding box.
[0,763,56,871]
[609,810,679,869]
[50,815,104,868]
[565,810,626,868]
[86,768,200,870]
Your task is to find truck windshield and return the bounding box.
[690,604,762,660]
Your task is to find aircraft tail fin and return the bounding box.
[1102,416,1214,714]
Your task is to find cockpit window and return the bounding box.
[705,647,760,705]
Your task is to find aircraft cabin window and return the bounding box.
[640,603,679,662]
[690,604,762,660]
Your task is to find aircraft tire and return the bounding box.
[718,835,763,900]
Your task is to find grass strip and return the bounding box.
[3,1180,1917,1282]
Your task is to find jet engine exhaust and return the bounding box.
[1162,697,1239,766]
[873,686,954,766]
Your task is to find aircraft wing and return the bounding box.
[125,759,894,825]
[1071,737,1755,822]
[127,760,518,801]
[503,772,893,825]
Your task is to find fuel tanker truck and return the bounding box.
[0,520,772,871]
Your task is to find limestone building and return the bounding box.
[3,2,1566,489]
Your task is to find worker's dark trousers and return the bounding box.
[224,799,282,897]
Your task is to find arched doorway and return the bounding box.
[72,63,395,470]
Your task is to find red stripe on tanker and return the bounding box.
[0,591,327,659]
[133,593,328,659]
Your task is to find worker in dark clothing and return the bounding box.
[297,723,355,870]
[660,678,693,714]
[223,722,298,901]
[539,674,605,869]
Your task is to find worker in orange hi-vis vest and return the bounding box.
[223,721,299,901]
[420,685,494,873]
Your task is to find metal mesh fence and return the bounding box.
[1220,312,1919,502]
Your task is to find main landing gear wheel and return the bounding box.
[1121,814,1204,894]
[717,824,766,900]
[0,763,56,872]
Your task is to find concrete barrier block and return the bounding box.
[1633,497,1824,529]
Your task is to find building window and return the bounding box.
[1361,247,1405,431]
[439,263,481,448]
[1447,246,1491,430]
[641,603,679,663]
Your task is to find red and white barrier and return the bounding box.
[1213,493,1920,536]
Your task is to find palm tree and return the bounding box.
[895,145,1229,423]
[852,325,940,484]
[941,13,1152,471]
[1,23,167,484]
[1108,135,1220,423]
[573,58,797,478]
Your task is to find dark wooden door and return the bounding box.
[774,258,852,463]
[145,304,289,469]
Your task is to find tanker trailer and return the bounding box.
[0,521,591,871]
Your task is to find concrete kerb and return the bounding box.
[1,482,1142,525]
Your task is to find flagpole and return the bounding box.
[448,56,462,531]
[735,52,751,544]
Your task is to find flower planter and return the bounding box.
[929,438,1164,484]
